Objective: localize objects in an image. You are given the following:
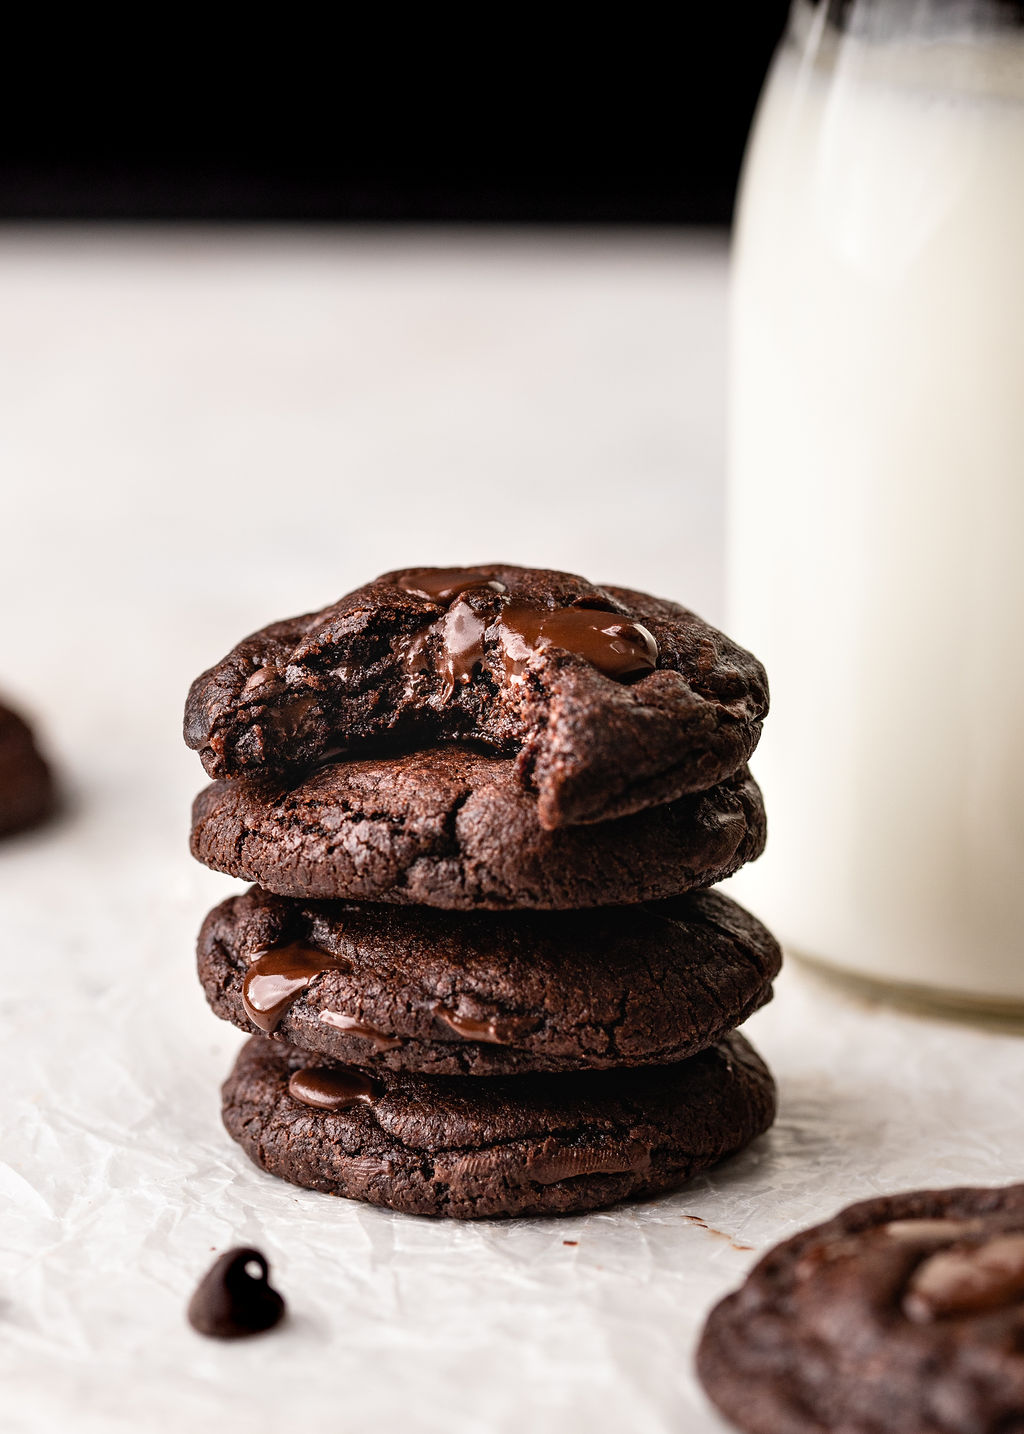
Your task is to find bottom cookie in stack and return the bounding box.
[223,1032,775,1220]
[200,884,781,1219]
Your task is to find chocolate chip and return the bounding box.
[434,1004,512,1045]
[187,1247,285,1339]
[904,1234,1024,1321]
[286,1064,379,1110]
[242,941,347,1033]
[883,1218,986,1244]
[397,568,507,603]
[498,603,658,682]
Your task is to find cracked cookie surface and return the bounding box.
[198,884,781,1076]
[184,565,768,829]
[221,1031,776,1219]
[698,1183,1024,1434]
[190,746,766,909]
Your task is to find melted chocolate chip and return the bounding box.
[526,1141,650,1186]
[319,1010,404,1052]
[401,629,431,677]
[438,601,488,697]
[904,1234,1024,1321]
[242,941,345,1033]
[403,598,490,700]
[287,1065,380,1111]
[268,694,320,739]
[434,1005,510,1045]
[884,1218,987,1244]
[569,596,623,613]
[241,665,283,697]
[398,568,507,603]
[187,1247,285,1340]
[499,603,658,681]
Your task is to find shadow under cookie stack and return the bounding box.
[184,566,780,1220]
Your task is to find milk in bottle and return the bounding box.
[728,0,1024,1010]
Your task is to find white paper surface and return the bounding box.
[3,231,1023,1434]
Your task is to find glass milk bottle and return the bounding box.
[727,0,1024,1013]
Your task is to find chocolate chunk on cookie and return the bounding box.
[0,699,55,837]
[221,1031,776,1219]
[198,884,781,1076]
[184,565,767,828]
[697,1183,1024,1434]
[190,746,766,909]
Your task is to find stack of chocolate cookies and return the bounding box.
[184,566,780,1219]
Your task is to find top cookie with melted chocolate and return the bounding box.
[697,1183,1024,1434]
[183,565,767,829]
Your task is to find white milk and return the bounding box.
[727,3,1024,1008]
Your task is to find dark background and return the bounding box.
[0,7,789,223]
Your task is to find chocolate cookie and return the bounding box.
[198,885,781,1076]
[697,1183,1024,1434]
[184,565,768,828]
[0,700,55,837]
[221,1031,776,1219]
[190,746,766,909]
